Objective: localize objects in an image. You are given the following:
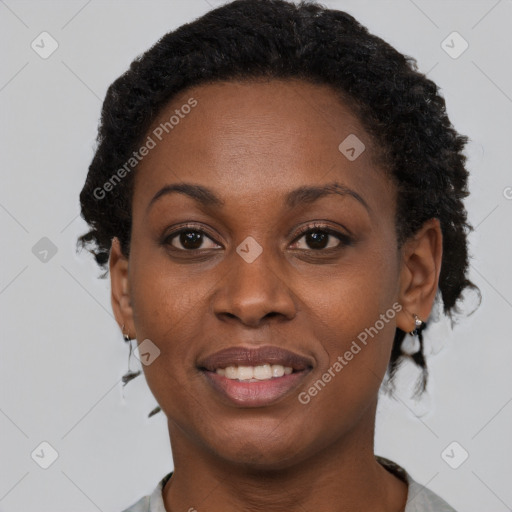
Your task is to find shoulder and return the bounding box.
[377,456,457,512]
[121,494,149,512]
[120,472,172,512]
[406,478,458,512]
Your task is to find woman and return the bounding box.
[78,1,478,510]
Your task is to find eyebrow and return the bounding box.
[146,181,370,214]
[286,182,370,212]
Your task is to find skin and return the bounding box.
[110,79,443,512]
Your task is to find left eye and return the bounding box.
[291,228,350,251]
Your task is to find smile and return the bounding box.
[198,345,313,407]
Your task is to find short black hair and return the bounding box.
[78,0,479,394]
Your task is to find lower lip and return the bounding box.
[201,369,310,407]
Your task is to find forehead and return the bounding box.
[132,79,394,220]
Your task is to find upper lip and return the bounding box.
[198,346,314,371]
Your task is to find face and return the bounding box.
[111,79,420,469]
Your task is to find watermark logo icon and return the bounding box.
[441,32,469,59]
[31,32,59,59]
[135,339,161,366]
[441,441,469,469]
[31,441,59,469]
[236,236,263,263]
[339,134,366,161]
[32,237,58,263]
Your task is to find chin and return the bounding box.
[200,420,313,472]
[219,443,306,473]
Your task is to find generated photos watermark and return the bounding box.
[298,302,402,405]
[93,97,198,200]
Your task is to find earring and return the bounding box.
[120,325,162,418]
[401,313,424,356]
[408,314,424,336]
[122,324,131,343]
[121,324,141,385]
[407,313,428,395]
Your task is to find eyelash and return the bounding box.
[163,222,353,252]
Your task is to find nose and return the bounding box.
[212,244,297,328]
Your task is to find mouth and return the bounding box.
[197,345,314,407]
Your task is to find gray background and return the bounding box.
[1,0,511,511]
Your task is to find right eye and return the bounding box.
[164,226,222,251]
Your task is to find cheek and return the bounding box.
[305,239,399,345]
[127,253,211,393]
[298,243,400,402]
[129,238,213,337]
[295,286,398,440]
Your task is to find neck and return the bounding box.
[162,400,407,512]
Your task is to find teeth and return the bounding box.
[238,366,254,380]
[225,366,238,379]
[216,364,294,381]
[272,365,284,378]
[253,364,272,380]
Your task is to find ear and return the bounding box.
[396,218,443,333]
[110,237,136,338]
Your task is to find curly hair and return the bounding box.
[78,0,479,395]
